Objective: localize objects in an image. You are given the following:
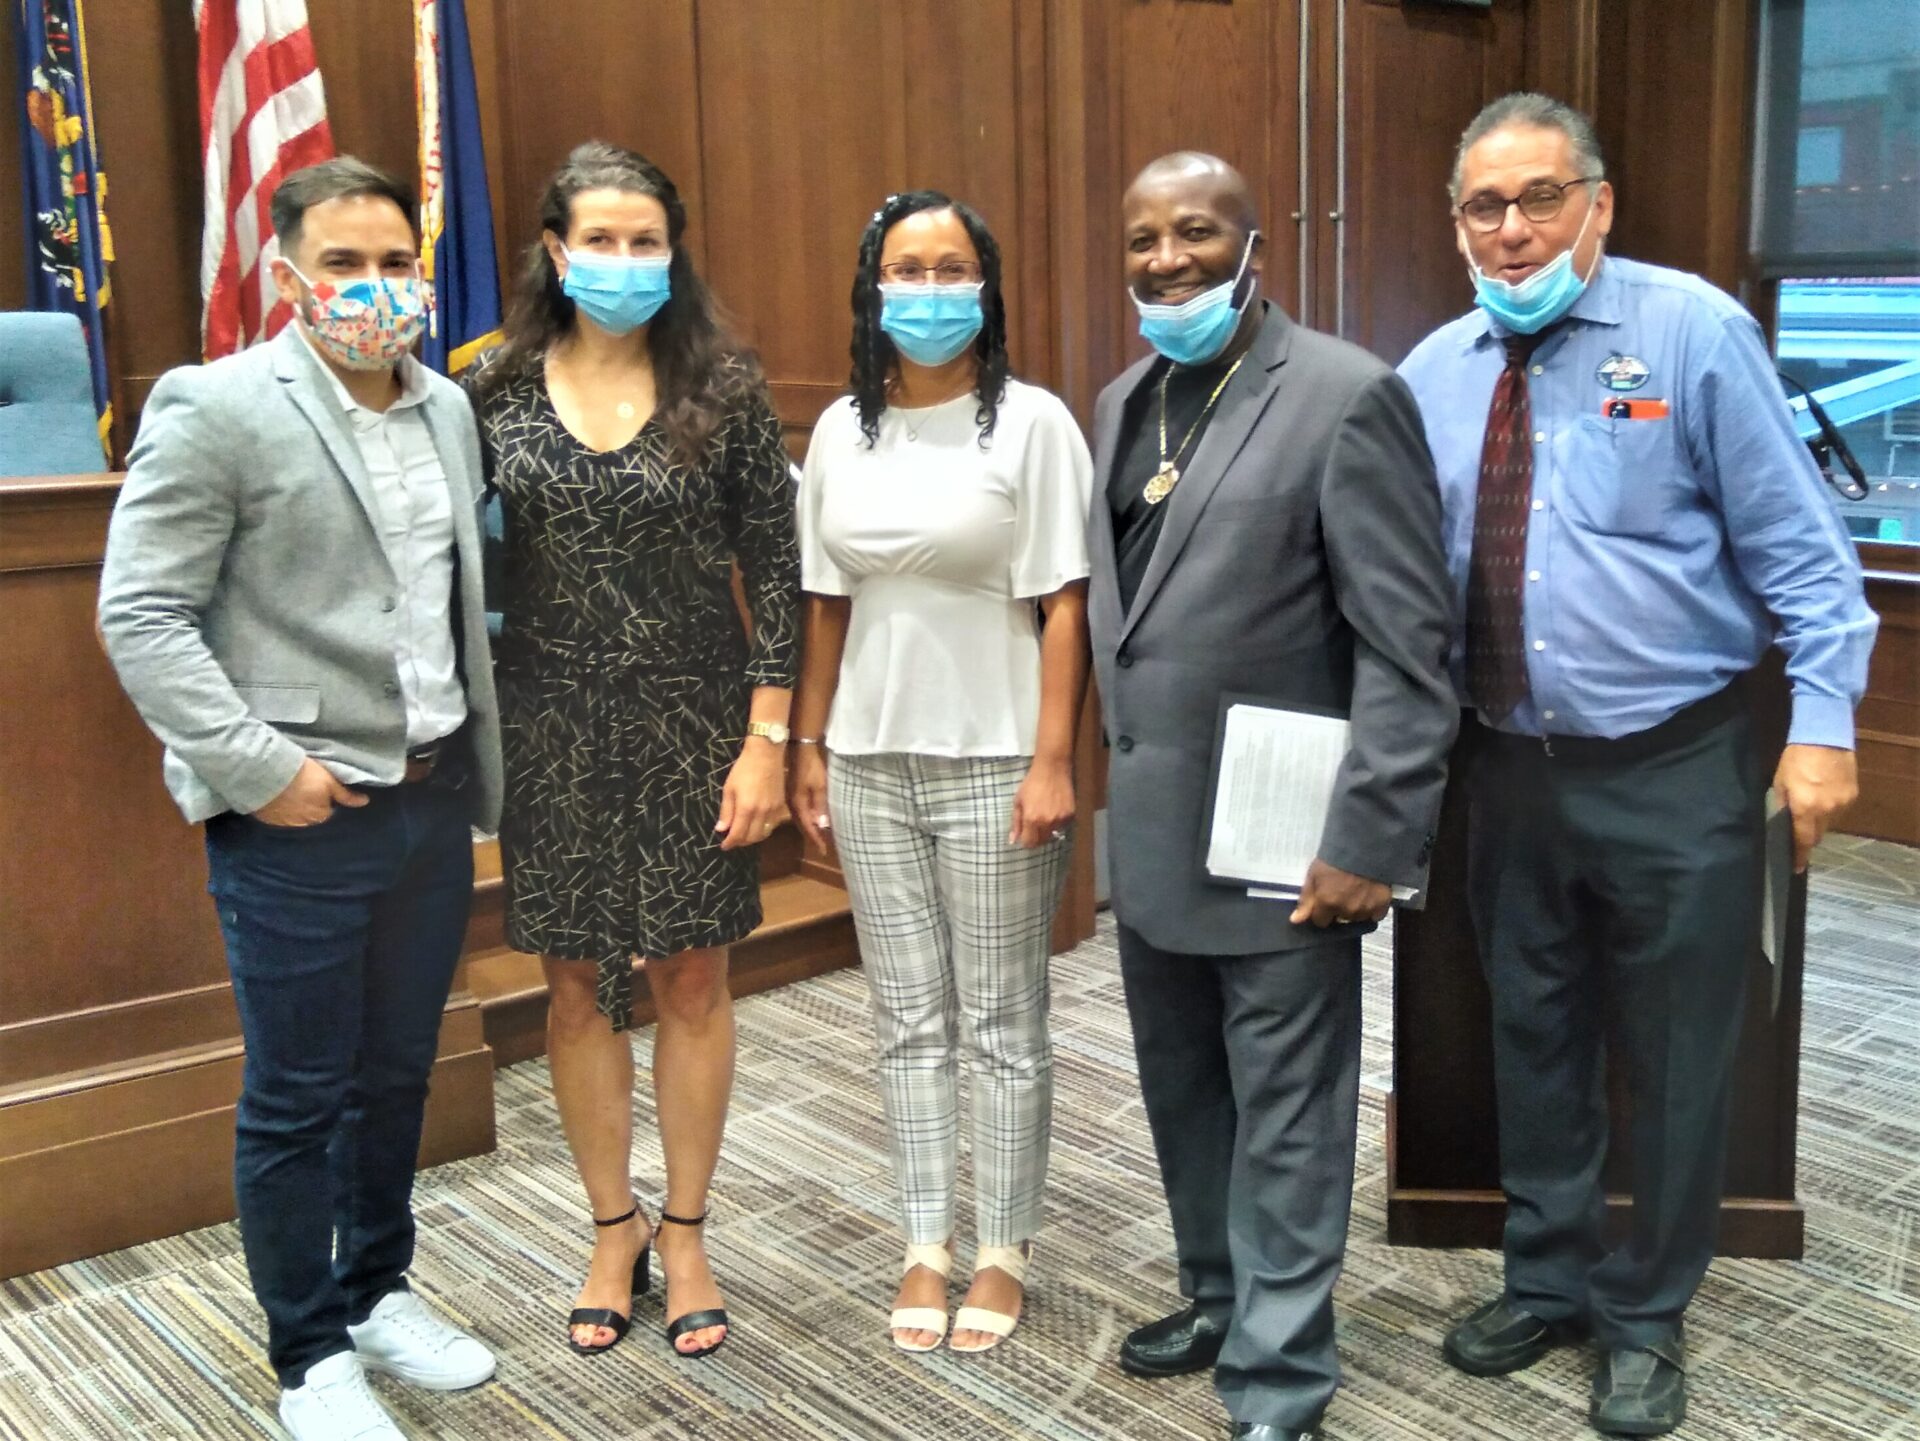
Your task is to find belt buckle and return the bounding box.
[403,741,441,783]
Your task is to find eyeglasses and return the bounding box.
[879,260,982,285]
[1455,177,1601,233]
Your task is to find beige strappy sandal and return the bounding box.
[889,1241,953,1353]
[950,1242,1030,1353]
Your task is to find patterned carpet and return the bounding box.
[1,835,1915,1441]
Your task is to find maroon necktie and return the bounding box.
[1465,335,1544,722]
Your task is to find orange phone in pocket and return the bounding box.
[1602,398,1670,421]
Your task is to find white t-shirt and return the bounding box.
[798,379,1093,757]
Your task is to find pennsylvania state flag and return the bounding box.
[15,0,114,454]
[415,0,501,374]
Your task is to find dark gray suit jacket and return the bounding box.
[1089,303,1457,955]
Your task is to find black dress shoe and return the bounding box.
[1590,1332,1687,1436]
[1118,1303,1227,1378]
[1230,1425,1319,1439]
[1442,1296,1585,1377]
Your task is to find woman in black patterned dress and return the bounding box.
[466,142,798,1361]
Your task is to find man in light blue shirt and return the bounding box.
[1398,94,1876,1438]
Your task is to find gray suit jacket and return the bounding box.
[1089,303,1457,955]
[98,328,504,829]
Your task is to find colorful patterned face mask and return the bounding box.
[284,263,432,370]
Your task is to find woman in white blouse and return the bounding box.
[789,190,1093,1355]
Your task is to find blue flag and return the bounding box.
[416,0,501,375]
[15,0,114,455]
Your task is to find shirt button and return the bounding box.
[1531,365,1544,376]
[383,681,400,697]
[1532,499,1545,511]
[1533,430,1546,442]
[1528,570,1541,582]
[1533,641,1547,652]
[381,596,398,613]
[1543,709,1557,721]
[1116,735,1135,752]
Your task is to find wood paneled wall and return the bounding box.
[485,0,1094,457]
[1,0,1788,442]
[1591,0,1760,297]
[5,0,1717,445]
[1329,0,1528,359]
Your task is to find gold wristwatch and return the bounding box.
[747,721,791,744]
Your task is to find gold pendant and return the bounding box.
[1143,462,1179,505]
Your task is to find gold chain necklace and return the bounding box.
[1147,354,1248,505]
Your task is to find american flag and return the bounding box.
[193,0,335,359]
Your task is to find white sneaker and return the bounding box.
[347,1290,497,1391]
[279,1352,405,1440]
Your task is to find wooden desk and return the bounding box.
[1847,550,1920,847]
[1,468,1098,1277]
[0,474,494,1278]
[1388,664,1809,1259]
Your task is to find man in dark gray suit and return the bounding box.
[1090,154,1458,1440]
[99,158,503,1441]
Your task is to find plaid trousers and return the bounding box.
[829,752,1071,1247]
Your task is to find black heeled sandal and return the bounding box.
[659,1208,729,1360]
[565,1199,652,1357]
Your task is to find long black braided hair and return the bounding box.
[849,189,1011,449]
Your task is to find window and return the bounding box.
[1753,0,1920,275]
[1757,2,1920,547]
[1775,278,1920,545]
[1796,125,1844,186]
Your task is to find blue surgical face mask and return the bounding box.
[1131,230,1260,366]
[1466,202,1599,335]
[879,281,985,367]
[562,249,672,335]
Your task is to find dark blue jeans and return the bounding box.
[206,777,474,1388]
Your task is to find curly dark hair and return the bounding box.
[475,140,756,468]
[849,189,1010,448]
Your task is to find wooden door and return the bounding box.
[1319,0,1528,360]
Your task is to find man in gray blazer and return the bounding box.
[99,158,503,1441]
[1091,154,1457,1441]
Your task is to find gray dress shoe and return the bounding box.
[1442,1296,1586,1377]
[1590,1332,1687,1436]
[1229,1426,1319,1439]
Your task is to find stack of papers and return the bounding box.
[1203,699,1417,904]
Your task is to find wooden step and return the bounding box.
[0,999,495,1279]
[465,872,859,1067]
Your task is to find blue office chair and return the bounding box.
[0,312,107,476]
